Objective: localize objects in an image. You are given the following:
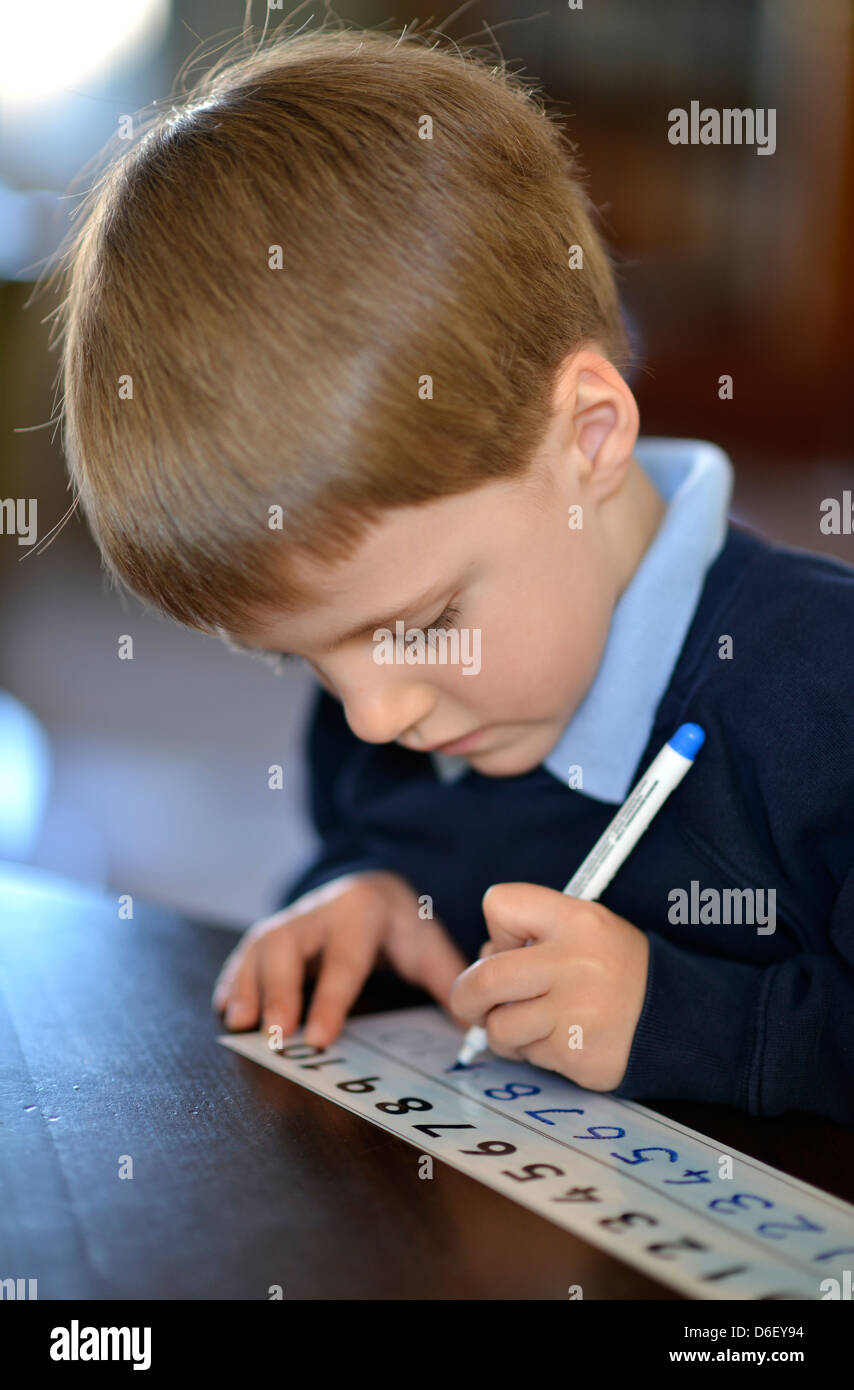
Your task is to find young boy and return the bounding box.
[57,24,854,1127]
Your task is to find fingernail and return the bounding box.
[226,1002,247,1027]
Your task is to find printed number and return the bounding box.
[375,1097,433,1114]
[460,1141,517,1156]
[709,1192,773,1215]
[599,1211,658,1232]
[501,1163,564,1183]
[757,1215,824,1240]
[611,1146,678,1165]
[412,1123,476,1137]
[701,1265,750,1283]
[484,1082,541,1101]
[647,1236,708,1259]
[526,1108,584,1124]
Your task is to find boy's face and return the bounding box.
[234,356,663,779]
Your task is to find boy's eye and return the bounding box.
[421,604,460,635]
[274,604,460,662]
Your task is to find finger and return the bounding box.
[213,912,293,1008]
[302,929,379,1047]
[214,898,325,1007]
[212,969,231,1012]
[449,943,553,1024]
[212,939,249,1009]
[223,942,261,1029]
[257,929,309,1041]
[401,918,470,1011]
[213,941,249,1011]
[485,997,552,1061]
[481,882,580,951]
[516,1029,561,1073]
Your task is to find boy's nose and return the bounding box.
[341,682,437,748]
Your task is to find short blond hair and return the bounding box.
[56,19,629,635]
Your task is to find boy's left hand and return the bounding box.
[449,882,650,1091]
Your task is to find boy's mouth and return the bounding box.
[420,726,486,755]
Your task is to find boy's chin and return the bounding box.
[464,739,544,778]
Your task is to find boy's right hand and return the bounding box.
[211,870,470,1049]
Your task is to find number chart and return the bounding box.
[219,1006,854,1300]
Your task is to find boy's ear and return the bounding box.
[551,348,639,499]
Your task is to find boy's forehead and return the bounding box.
[231,519,470,654]
[290,493,474,601]
[229,466,551,653]
[278,484,498,596]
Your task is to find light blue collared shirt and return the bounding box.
[430,438,734,802]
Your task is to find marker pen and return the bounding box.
[454,722,706,1067]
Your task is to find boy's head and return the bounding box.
[57,21,657,777]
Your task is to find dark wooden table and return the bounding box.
[2,861,852,1300]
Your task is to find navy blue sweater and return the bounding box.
[280,522,854,1128]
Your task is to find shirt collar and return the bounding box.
[430,438,734,797]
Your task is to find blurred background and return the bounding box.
[1,0,851,927]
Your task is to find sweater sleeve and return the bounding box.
[611,856,854,1128]
[277,686,403,909]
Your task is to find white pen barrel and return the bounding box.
[563,743,694,901]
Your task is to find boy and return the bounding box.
[57,24,854,1126]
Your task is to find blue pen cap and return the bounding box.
[668,723,705,760]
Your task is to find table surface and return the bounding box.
[2,861,852,1300]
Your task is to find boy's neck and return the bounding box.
[608,455,668,601]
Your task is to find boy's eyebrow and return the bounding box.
[262,581,454,657]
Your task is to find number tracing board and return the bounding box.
[219,1006,854,1300]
